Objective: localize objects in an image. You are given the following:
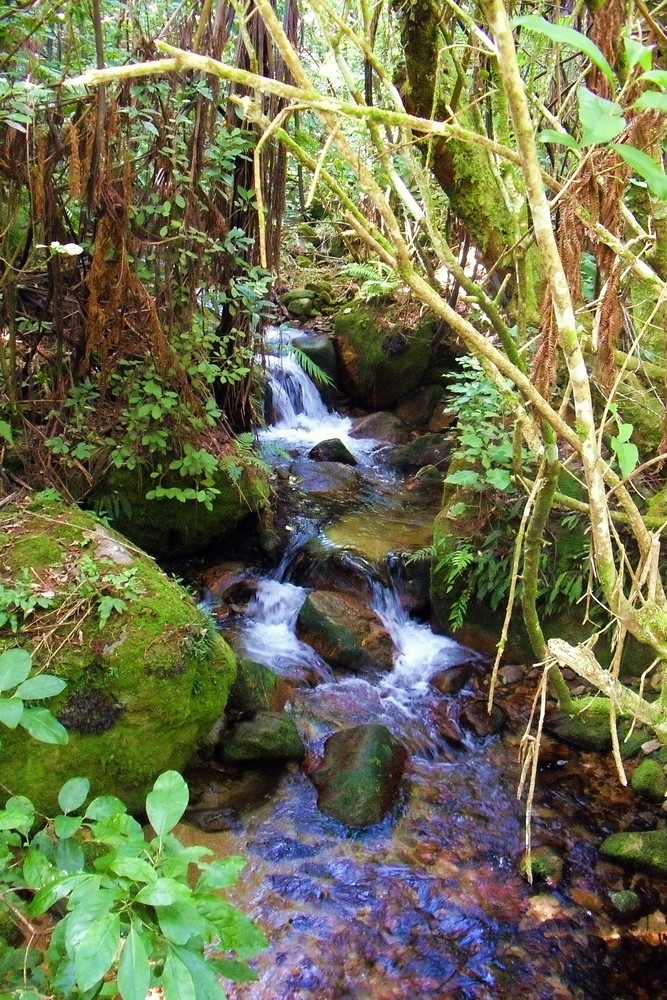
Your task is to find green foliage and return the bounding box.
[0,650,265,999]
[608,405,639,480]
[0,770,266,1000]
[338,260,400,302]
[444,357,525,495]
[0,648,67,747]
[0,574,57,634]
[287,345,334,387]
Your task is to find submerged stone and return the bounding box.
[310,723,408,827]
[296,590,395,673]
[600,829,667,877]
[350,411,410,444]
[220,711,305,764]
[289,459,361,499]
[459,699,507,737]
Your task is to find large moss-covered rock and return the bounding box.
[310,723,407,827]
[333,303,435,408]
[0,500,236,815]
[631,758,667,803]
[546,697,647,755]
[89,461,269,559]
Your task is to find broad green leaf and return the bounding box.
[19,706,68,744]
[211,957,260,983]
[55,835,84,873]
[639,69,667,88]
[54,815,83,840]
[177,947,228,999]
[0,795,34,833]
[23,847,54,888]
[162,948,197,1000]
[485,468,512,491]
[196,857,245,892]
[58,777,90,815]
[624,36,652,72]
[134,877,191,907]
[577,88,625,146]
[0,421,13,444]
[28,873,83,915]
[445,469,482,489]
[145,770,189,838]
[611,435,639,479]
[0,697,23,729]
[537,128,579,150]
[611,144,667,199]
[15,674,67,699]
[198,897,267,955]
[632,91,667,113]
[0,648,32,691]
[74,910,121,992]
[117,923,151,1000]
[110,856,158,883]
[63,889,116,955]
[156,900,205,944]
[513,15,615,85]
[85,795,127,820]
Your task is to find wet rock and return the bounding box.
[310,723,408,827]
[291,332,340,405]
[387,433,452,474]
[333,304,435,408]
[430,663,474,695]
[609,889,645,922]
[187,765,283,828]
[289,459,362,499]
[350,411,410,444]
[458,700,507,737]
[296,590,395,673]
[220,711,305,764]
[228,658,294,713]
[395,385,447,428]
[600,829,667,876]
[429,704,465,745]
[201,563,260,615]
[631,758,667,804]
[521,845,565,888]
[286,538,377,600]
[308,439,357,465]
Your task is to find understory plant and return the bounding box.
[0,648,265,999]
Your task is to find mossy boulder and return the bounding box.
[89,461,269,560]
[333,303,435,408]
[546,697,647,755]
[600,829,667,877]
[220,711,305,763]
[310,723,408,828]
[0,500,236,815]
[631,758,667,803]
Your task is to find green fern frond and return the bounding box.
[287,346,334,387]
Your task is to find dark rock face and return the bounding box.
[350,411,410,445]
[296,590,395,673]
[387,433,452,474]
[308,439,358,465]
[289,459,362,499]
[459,699,507,737]
[430,663,474,696]
[287,539,377,601]
[220,711,305,764]
[310,723,408,827]
[228,659,294,714]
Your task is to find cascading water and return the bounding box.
[192,329,666,1000]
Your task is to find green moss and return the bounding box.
[89,463,269,559]
[0,502,237,815]
[333,304,434,408]
[10,534,63,570]
[631,758,667,803]
[600,829,667,877]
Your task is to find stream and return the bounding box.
[186,330,667,1000]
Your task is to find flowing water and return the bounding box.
[188,331,667,999]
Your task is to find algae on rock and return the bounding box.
[0,500,236,815]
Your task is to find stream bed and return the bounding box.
[186,333,667,999]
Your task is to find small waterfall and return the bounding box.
[259,330,376,462]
